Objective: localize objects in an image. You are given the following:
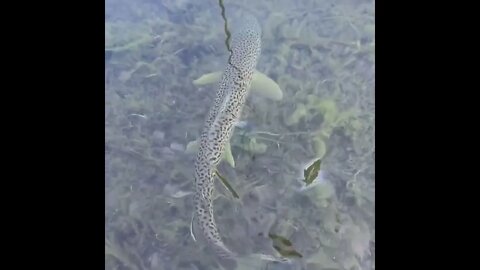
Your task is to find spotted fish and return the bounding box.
[193,13,262,259]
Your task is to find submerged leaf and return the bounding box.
[312,137,327,159]
[268,233,303,258]
[315,99,338,125]
[285,104,308,126]
[215,170,239,199]
[303,159,322,186]
[239,137,268,154]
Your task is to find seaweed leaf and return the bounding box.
[215,170,239,199]
[303,158,322,186]
[268,233,303,258]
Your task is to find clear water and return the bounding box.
[105,0,375,269]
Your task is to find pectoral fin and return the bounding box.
[193,70,283,101]
[192,71,223,86]
[221,141,235,168]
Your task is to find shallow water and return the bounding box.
[105,0,375,269]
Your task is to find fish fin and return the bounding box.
[221,141,235,168]
[250,71,284,100]
[185,139,200,154]
[192,71,223,86]
[193,70,283,101]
